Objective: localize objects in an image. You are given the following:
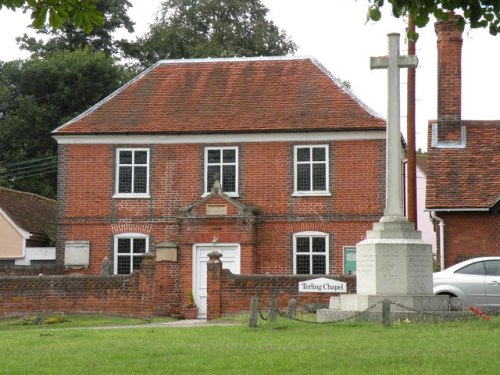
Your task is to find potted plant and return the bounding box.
[170,307,183,320]
[182,290,199,319]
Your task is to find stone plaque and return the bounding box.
[206,204,227,215]
[64,240,90,267]
[156,248,177,262]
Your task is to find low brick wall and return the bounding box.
[0,255,155,320]
[0,265,65,276]
[207,252,355,319]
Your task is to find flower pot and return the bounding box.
[182,307,199,319]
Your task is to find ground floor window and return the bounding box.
[293,231,329,274]
[114,234,148,274]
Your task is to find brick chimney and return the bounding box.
[434,15,463,143]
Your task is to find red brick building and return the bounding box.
[427,18,500,269]
[52,57,386,316]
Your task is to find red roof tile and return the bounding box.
[53,57,385,135]
[416,154,428,175]
[0,187,56,237]
[426,121,500,209]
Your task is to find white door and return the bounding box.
[193,244,240,318]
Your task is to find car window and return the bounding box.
[455,261,486,275]
[485,260,500,276]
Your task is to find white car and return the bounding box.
[433,257,500,309]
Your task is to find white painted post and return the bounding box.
[371,33,418,218]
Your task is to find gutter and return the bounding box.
[430,211,445,271]
[424,208,489,212]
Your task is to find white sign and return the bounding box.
[298,277,347,293]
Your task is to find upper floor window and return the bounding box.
[293,145,330,196]
[205,147,238,196]
[115,148,149,198]
[293,231,329,275]
[114,233,148,274]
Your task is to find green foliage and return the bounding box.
[0,49,127,197]
[184,290,197,308]
[17,0,135,58]
[1,313,149,331]
[44,313,70,324]
[46,223,57,246]
[367,0,500,36]
[433,256,440,272]
[18,314,42,325]
[18,313,70,326]
[0,0,104,32]
[120,0,297,68]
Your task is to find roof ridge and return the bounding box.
[0,186,56,204]
[156,55,309,64]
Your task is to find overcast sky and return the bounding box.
[1,0,499,151]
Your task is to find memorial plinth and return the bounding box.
[321,215,450,317]
[356,216,432,296]
[317,33,457,322]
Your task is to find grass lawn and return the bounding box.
[0,314,498,374]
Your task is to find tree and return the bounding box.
[367,0,500,36]
[120,0,297,68]
[17,0,134,57]
[0,49,128,197]
[0,0,104,32]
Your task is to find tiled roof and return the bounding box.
[0,187,56,237]
[53,57,385,135]
[426,121,500,209]
[416,154,427,175]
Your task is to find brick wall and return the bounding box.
[440,212,499,267]
[0,254,155,319]
[206,252,356,320]
[58,138,384,311]
[0,265,65,276]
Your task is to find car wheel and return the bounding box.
[437,292,457,298]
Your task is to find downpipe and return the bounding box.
[430,211,445,270]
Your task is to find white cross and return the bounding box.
[371,33,418,217]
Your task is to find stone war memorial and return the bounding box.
[318,34,459,322]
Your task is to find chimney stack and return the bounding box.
[435,15,463,142]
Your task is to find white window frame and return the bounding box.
[204,146,239,197]
[114,148,150,198]
[113,233,149,274]
[293,231,329,275]
[293,145,330,196]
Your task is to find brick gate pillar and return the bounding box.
[139,252,156,320]
[207,251,223,320]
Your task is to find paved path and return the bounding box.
[86,319,238,330]
[15,319,241,332]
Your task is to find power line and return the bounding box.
[0,156,58,181]
[2,159,57,174]
[0,155,56,168]
[4,168,58,180]
[2,163,58,178]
